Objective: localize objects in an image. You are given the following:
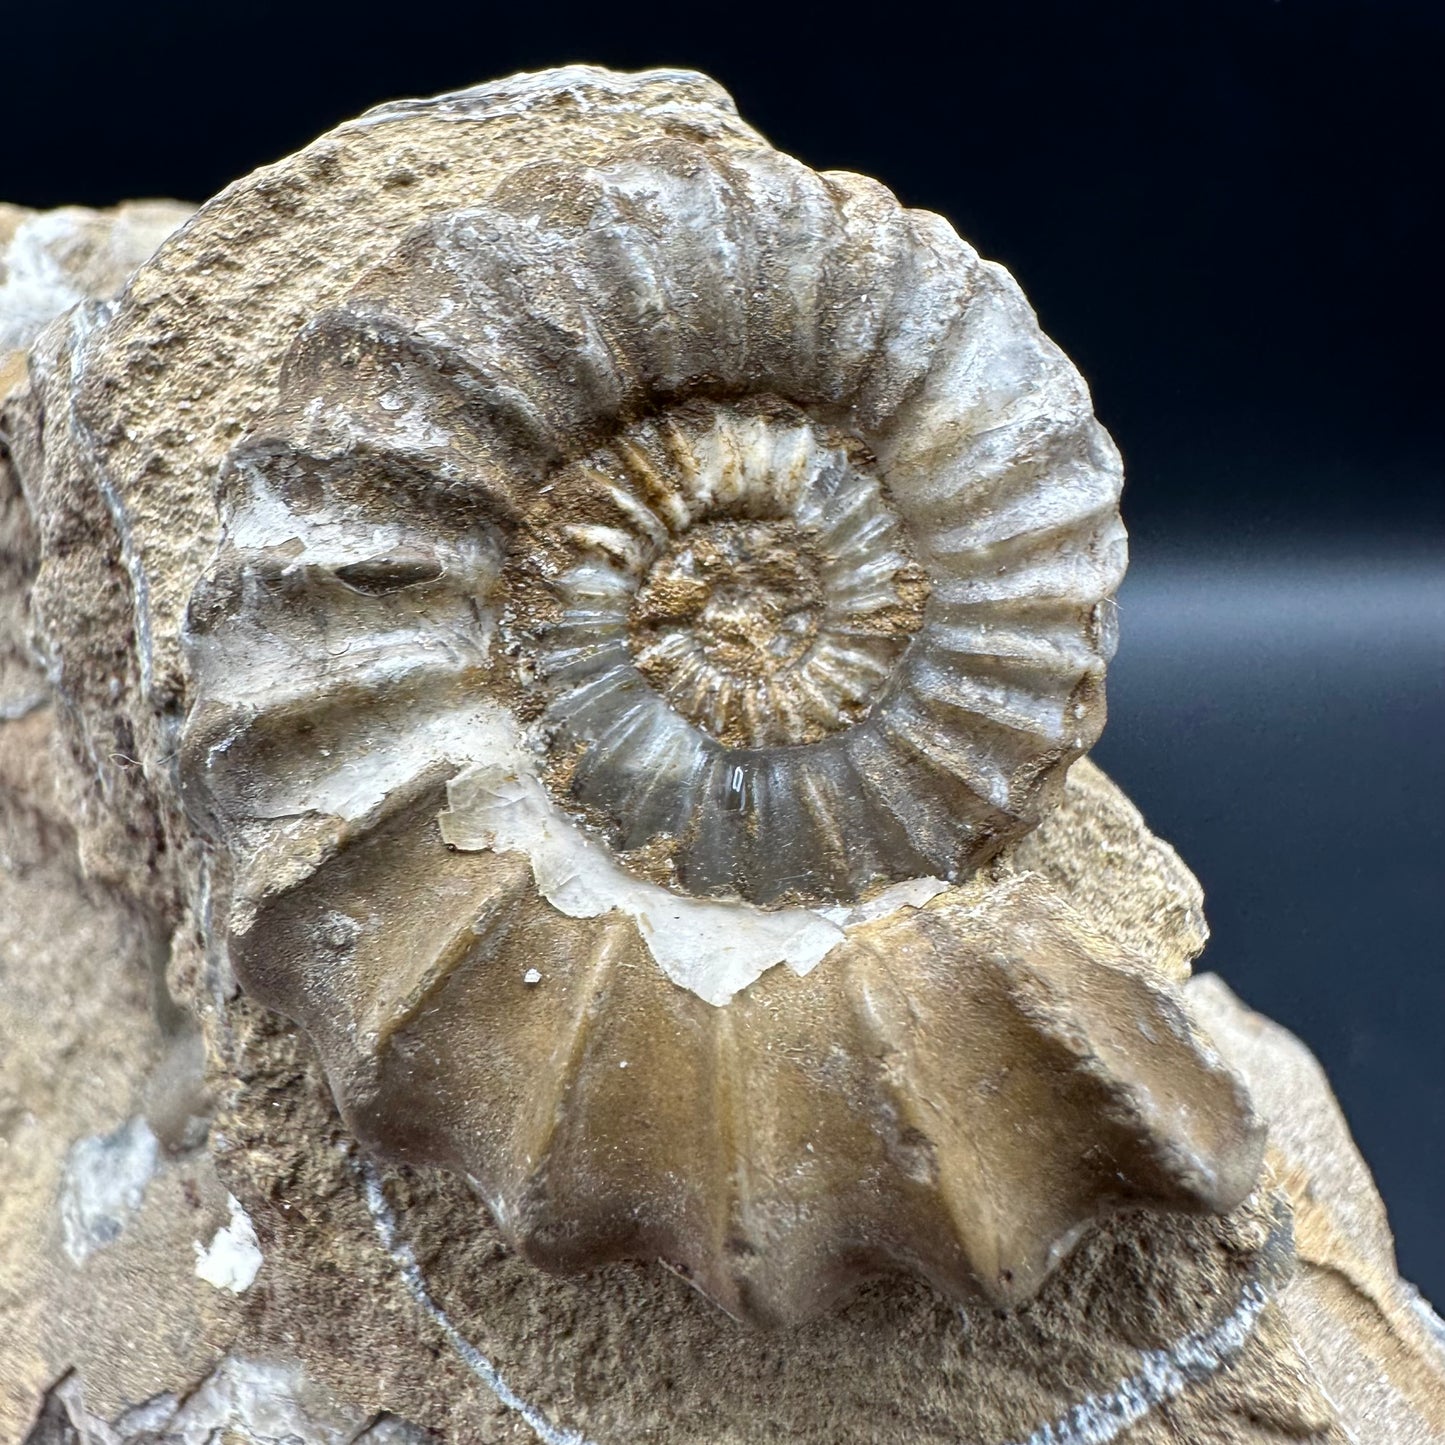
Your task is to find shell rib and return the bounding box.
[178,67,1262,1324]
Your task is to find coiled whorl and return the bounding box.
[191,136,1125,910]
[178,75,1261,1326]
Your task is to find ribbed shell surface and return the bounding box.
[177,69,1262,1325]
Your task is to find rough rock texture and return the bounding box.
[3,66,1444,1444]
[0,202,193,359]
[23,1361,432,1445]
[1191,978,1445,1444]
[0,202,192,750]
[1,192,430,1445]
[0,718,433,1444]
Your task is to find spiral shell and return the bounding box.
[179,68,1261,1323]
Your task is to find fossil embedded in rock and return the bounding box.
[176,66,1263,1325]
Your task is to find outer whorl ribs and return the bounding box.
[180,70,1262,1325]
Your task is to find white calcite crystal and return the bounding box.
[193,1194,263,1294]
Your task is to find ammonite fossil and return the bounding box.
[178,67,1263,1324]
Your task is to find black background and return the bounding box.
[4,2,1441,1300]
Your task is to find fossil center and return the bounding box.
[498,401,968,901]
[629,519,832,748]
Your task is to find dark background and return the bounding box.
[4,2,1441,1299]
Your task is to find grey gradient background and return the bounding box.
[4,2,1441,1299]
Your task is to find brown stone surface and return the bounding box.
[1,197,191,910]
[197,982,1335,1444]
[0,201,193,359]
[0,718,235,1439]
[1,694,1371,1443]
[1192,975,1445,1443]
[1013,758,1209,987]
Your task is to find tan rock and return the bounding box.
[0,200,193,360]
[1192,975,1445,1443]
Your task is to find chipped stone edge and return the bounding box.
[362,1149,1285,1445]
